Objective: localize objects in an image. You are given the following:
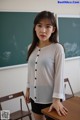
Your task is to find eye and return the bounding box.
[46,25,51,28]
[37,24,42,27]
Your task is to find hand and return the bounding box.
[48,99,68,116]
[25,88,31,103]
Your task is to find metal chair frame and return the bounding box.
[64,78,74,99]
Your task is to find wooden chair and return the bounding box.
[0,91,32,120]
[64,78,74,99]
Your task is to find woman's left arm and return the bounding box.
[49,44,68,116]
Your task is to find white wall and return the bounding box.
[0,0,80,98]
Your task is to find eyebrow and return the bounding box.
[38,23,52,26]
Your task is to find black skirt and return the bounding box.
[30,98,51,115]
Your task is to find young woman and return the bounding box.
[25,11,68,120]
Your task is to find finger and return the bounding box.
[63,107,68,115]
[26,99,30,103]
[25,97,30,103]
[60,109,67,116]
[57,110,62,116]
[27,98,31,103]
[25,96,27,102]
[60,108,68,116]
[64,107,68,112]
[48,105,53,112]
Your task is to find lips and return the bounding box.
[40,35,46,38]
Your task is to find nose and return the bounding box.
[40,26,46,32]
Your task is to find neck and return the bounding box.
[38,40,51,48]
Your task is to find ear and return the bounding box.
[35,26,37,31]
[52,27,56,33]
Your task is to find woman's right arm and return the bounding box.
[25,45,31,103]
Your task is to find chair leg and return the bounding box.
[29,115,32,120]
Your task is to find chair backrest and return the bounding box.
[0,91,29,111]
[0,91,24,102]
[64,78,74,99]
[0,92,23,102]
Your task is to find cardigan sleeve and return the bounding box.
[52,44,65,100]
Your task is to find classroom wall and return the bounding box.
[0,0,80,98]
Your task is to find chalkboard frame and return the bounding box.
[57,15,80,60]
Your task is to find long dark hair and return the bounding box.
[27,11,58,61]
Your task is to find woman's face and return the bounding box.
[35,18,55,43]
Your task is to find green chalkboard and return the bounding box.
[58,16,80,58]
[0,13,80,68]
[0,12,37,68]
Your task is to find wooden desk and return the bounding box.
[42,96,80,120]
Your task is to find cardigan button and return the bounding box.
[35,97,37,99]
[34,86,36,88]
